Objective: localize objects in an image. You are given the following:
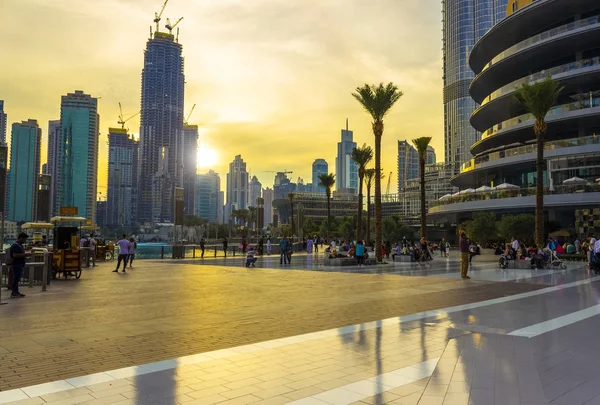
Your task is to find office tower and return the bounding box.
[37,174,51,222]
[196,170,220,223]
[47,120,60,215]
[397,140,419,193]
[7,120,41,222]
[138,29,185,223]
[96,201,107,227]
[217,191,224,224]
[335,120,358,193]
[312,159,328,193]
[262,187,274,226]
[0,100,7,145]
[273,174,296,200]
[226,155,249,216]
[182,124,198,216]
[249,175,262,207]
[56,91,99,222]
[427,146,436,165]
[442,0,507,167]
[107,128,139,227]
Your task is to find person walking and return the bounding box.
[200,238,205,258]
[8,233,30,298]
[89,233,97,267]
[266,237,272,255]
[128,237,137,268]
[440,238,447,257]
[222,237,228,258]
[279,238,288,265]
[460,232,470,279]
[314,236,319,253]
[113,235,130,273]
[356,240,365,266]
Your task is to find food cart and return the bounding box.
[21,222,54,247]
[50,216,86,279]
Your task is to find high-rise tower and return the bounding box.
[182,124,198,216]
[107,128,139,227]
[442,0,507,168]
[138,27,185,223]
[312,159,328,193]
[57,91,99,222]
[47,120,60,216]
[226,155,249,216]
[335,120,358,193]
[0,100,7,145]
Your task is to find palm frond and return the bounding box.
[514,76,564,122]
[351,143,374,174]
[411,137,432,157]
[352,83,403,120]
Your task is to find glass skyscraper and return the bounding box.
[57,91,99,222]
[397,140,419,193]
[47,120,60,216]
[226,155,249,216]
[442,0,507,167]
[196,170,220,223]
[311,159,328,193]
[335,120,358,193]
[7,120,41,222]
[138,30,185,223]
[107,128,139,227]
[0,100,7,145]
[182,124,198,217]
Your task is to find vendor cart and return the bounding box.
[50,216,86,279]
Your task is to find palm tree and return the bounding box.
[353,83,403,262]
[319,173,336,238]
[288,193,295,236]
[515,77,563,246]
[412,137,432,239]
[351,144,373,242]
[364,168,376,246]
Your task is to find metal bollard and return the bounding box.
[193,247,196,259]
[29,265,34,288]
[214,248,217,257]
[42,250,48,292]
[161,246,164,259]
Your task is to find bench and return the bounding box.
[324,257,377,266]
[507,259,533,269]
[392,255,412,263]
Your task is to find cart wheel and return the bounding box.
[106,252,113,261]
[76,270,82,279]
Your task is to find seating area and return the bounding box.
[392,255,412,263]
[323,257,377,266]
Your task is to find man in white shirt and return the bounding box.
[89,234,96,267]
[113,235,130,273]
[511,237,519,252]
[590,236,597,265]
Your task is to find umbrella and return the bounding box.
[439,194,452,200]
[494,183,520,190]
[475,186,493,192]
[563,177,587,185]
[462,188,476,194]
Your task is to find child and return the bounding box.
[246,246,257,267]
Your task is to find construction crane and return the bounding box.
[154,0,169,32]
[386,171,392,194]
[184,104,196,125]
[117,102,140,131]
[263,170,293,175]
[165,17,183,34]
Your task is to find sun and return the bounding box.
[196,142,219,169]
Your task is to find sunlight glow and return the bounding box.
[197,142,219,169]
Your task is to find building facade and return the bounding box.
[138,30,185,223]
[335,121,358,193]
[196,170,220,223]
[427,146,436,165]
[397,140,419,192]
[7,120,41,222]
[57,91,99,222]
[431,0,600,238]
[0,100,6,145]
[262,187,274,226]
[443,0,507,168]
[226,155,249,216]
[37,174,51,222]
[182,124,198,216]
[47,120,60,215]
[311,159,328,193]
[107,128,139,227]
[248,175,262,207]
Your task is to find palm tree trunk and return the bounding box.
[326,194,331,238]
[290,202,294,235]
[374,131,383,263]
[420,157,427,239]
[535,130,545,246]
[366,186,371,246]
[356,175,364,242]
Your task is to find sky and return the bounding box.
[0,0,444,198]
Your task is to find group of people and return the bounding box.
[112,235,137,273]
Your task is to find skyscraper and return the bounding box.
[248,175,262,207]
[107,128,139,227]
[57,91,99,222]
[262,187,274,226]
[427,146,436,165]
[335,120,358,193]
[312,159,328,193]
[138,28,185,223]
[397,140,419,193]
[217,191,224,224]
[47,120,60,215]
[7,120,41,222]
[196,170,220,223]
[226,155,249,216]
[0,100,7,145]
[182,124,198,216]
[442,0,507,167]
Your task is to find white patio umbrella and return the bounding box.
[563,177,587,185]
[439,194,452,200]
[475,186,493,192]
[494,182,520,190]
[462,188,476,194]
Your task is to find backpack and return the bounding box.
[4,247,12,265]
[83,239,91,248]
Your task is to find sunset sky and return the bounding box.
[0,0,444,197]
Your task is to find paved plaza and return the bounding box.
[1,253,599,404]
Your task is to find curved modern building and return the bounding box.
[431,0,600,237]
[442,0,507,167]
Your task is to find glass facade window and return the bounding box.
[311,159,328,193]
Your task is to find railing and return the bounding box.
[481,15,600,73]
[1,249,51,301]
[430,184,600,208]
[481,57,600,106]
[460,134,600,173]
[482,96,600,139]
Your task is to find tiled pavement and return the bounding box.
[1,254,600,404]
